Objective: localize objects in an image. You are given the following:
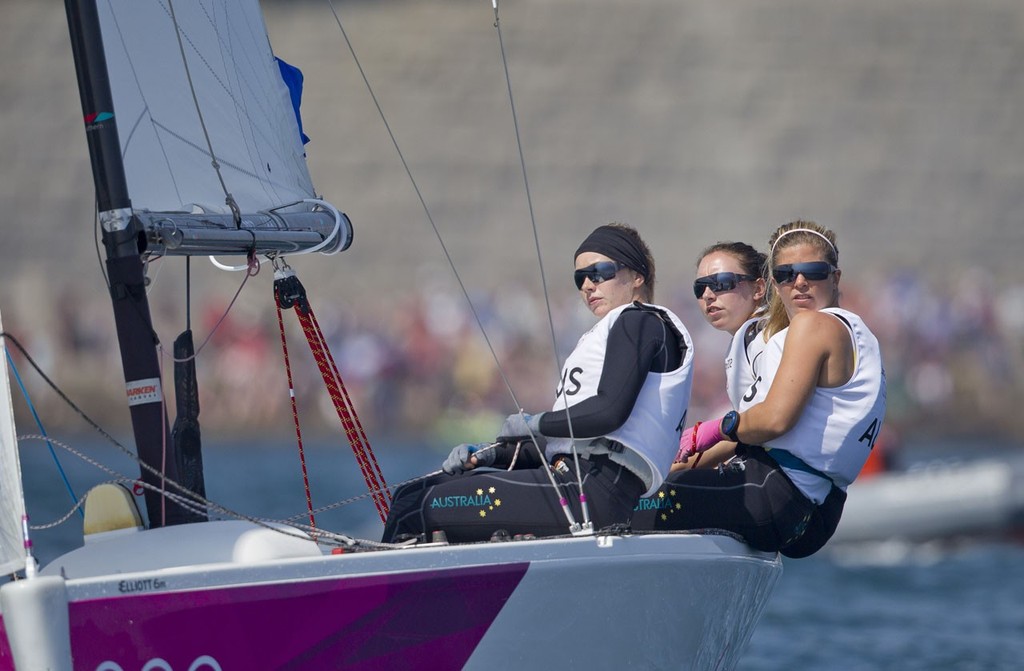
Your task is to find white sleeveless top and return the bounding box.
[757,308,887,503]
[545,302,694,495]
[725,317,770,412]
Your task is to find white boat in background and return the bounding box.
[831,453,1024,546]
[0,1,781,669]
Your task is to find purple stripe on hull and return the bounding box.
[0,631,10,670]
[0,563,528,670]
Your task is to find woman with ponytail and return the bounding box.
[635,221,886,558]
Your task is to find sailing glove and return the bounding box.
[442,443,495,474]
[674,425,697,463]
[690,418,727,455]
[497,412,545,449]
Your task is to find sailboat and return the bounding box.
[830,452,1024,547]
[0,1,781,669]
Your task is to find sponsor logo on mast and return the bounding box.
[126,378,162,406]
[84,111,114,131]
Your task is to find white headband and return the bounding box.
[770,228,837,260]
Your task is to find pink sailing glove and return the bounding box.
[694,418,727,453]
[674,425,697,463]
[687,418,727,456]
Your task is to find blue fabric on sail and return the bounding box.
[276,57,310,145]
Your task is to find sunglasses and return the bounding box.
[772,262,836,284]
[574,261,624,290]
[692,272,755,299]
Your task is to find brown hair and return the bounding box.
[697,241,767,279]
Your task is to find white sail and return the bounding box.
[0,311,28,576]
[97,0,316,214]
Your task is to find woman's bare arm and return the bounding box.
[736,310,851,444]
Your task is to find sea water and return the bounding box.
[739,543,1024,671]
[16,437,1024,671]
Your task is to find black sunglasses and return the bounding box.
[574,261,624,290]
[692,272,755,299]
[772,262,836,284]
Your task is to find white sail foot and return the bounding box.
[0,575,73,670]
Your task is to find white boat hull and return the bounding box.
[0,521,781,670]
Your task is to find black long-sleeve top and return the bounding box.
[537,305,684,438]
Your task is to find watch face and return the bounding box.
[723,411,739,438]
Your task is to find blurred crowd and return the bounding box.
[5,265,1024,451]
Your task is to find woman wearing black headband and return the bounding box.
[634,221,886,558]
[382,223,695,543]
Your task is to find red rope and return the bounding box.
[274,298,316,530]
[275,272,391,522]
[294,308,391,520]
[307,309,390,504]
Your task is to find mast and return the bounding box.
[64,0,203,527]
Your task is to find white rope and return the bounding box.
[295,198,345,255]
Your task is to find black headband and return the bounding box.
[574,225,650,279]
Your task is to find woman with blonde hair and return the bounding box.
[637,221,885,558]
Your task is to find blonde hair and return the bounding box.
[763,220,839,338]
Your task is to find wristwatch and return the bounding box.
[720,410,740,442]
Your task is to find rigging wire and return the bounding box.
[322,0,525,415]
[157,339,168,526]
[162,255,259,366]
[7,337,610,547]
[186,256,191,331]
[16,434,371,549]
[0,335,380,548]
[491,0,591,532]
[1,335,202,519]
[54,2,604,544]
[323,0,591,532]
[2,346,81,517]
